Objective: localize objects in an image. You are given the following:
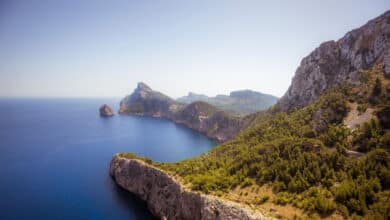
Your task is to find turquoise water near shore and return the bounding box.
[0,98,216,219]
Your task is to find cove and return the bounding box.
[0,98,216,219]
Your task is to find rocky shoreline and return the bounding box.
[109,154,269,220]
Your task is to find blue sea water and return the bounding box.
[0,98,216,219]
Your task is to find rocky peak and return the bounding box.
[126,82,172,102]
[136,82,152,92]
[278,10,390,111]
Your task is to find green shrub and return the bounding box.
[354,119,382,152]
[274,192,293,205]
[259,195,270,204]
[377,105,390,129]
[241,178,254,187]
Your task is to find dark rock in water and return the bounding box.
[99,104,114,117]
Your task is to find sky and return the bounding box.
[0,0,389,98]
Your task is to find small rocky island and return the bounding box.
[99,104,114,117]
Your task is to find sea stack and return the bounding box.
[99,104,114,117]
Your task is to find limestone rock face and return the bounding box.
[109,155,268,220]
[99,104,114,117]
[278,10,390,111]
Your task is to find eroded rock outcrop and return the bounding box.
[109,155,268,220]
[278,10,390,111]
[99,104,114,117]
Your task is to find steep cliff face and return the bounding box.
[119,83,247,142]
[109,155,268,220]
[278,10,390,111]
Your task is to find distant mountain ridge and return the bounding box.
[177,90,278,115]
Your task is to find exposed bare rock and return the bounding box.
[346,150,364,157]
[99,104,114,117]
[109,155,269,220]
[384,52,390,77]
[343,102,375,129]
[278,10,390,111]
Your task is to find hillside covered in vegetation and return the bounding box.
[116,11,390,219]
[124,65,389,218]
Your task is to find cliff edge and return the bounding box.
[109,154,269,220]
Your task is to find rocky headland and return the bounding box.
[110,154,269,220]
[119,82,254,142]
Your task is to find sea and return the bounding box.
[0,98,216,219]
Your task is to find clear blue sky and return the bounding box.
[0,0,389,98]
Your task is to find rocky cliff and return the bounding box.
[119,82,249,142]
[278,10,390,111]
[109,154,268,220]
